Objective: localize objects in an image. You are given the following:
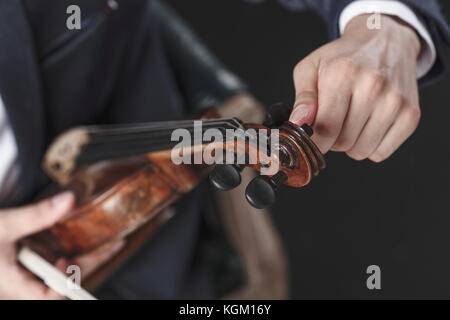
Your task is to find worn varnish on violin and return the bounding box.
[21,105,325,268]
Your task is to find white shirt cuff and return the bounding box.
[339,0,437,79]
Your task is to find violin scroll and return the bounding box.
[209,103,326,209]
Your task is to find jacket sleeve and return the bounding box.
[274,0,450,86]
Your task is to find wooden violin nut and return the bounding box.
[43,127,90,185]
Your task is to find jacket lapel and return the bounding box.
[0,0,45,203]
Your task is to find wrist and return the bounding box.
[343,14,421,59]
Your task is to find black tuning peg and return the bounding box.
[300,123,314,137]
[209,164,245,191]
[245,171,288,209]
[263,103,292,127]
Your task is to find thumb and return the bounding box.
[289,57,320,126]
[1,191,75,242]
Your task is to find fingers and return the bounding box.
[0,191,75,242]
[310,58,355,153]
[346,91,403,160]
[17,276,63,300]
[295,54,420,162]
[0,239,122,300]
[2,264,63,299]
[290,54,320,126]
[369,105,421,162]
[331,71,385,152]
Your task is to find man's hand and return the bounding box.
[290,14,422,162]
[0,191,123,299]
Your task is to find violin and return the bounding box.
[20,103,325,288]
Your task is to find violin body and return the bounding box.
[22,108,219,262]
[23,155,208,262]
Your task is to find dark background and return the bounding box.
[167,0,450,299]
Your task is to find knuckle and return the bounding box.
[362,71,386,96]
[404,106,421,126]
[333,57,358,76]
[293,59,313,78]
[321,57,357,84]
[385,90,405,110]
[386,100,402,118]
[334,57,356,72]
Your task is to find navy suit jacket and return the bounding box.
[0,0,448,298]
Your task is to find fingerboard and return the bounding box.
[76,118,244,166]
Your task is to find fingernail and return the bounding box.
[51,191,74,210]
[290,104,310,125]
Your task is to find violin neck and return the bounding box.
[75,118,244,166]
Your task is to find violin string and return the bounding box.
[85,119,222,133]
[77,132,256,165]
[87,118,239,131]
[86,124,241,149]
[76,118,245,166]
[84,128,236,154]
[88,121,239,141]
[85,120,242,147]
[85,118,243,137]
[82,131,260,161]
[86,118,258,151]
